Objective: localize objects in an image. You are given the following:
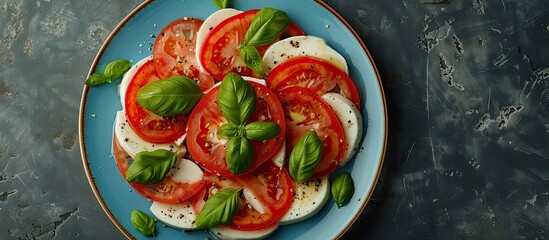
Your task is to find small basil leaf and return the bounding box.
[244,122,281,140]
[217,73,256,125]
[218,122,242,139]
[244,8,290,46]
[84,73,108,87]
[211,0,233,9]
[195,188,240,229]
[289,131,322,183]
[238,45,265,76]
[226,136,254,174]
[331,172,355,208]
[137,75,204,116]
[104,59,132,79]
[130,210,156,237]
[126,149,177,184]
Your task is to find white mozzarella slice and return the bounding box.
[167,158,203,184]
[243,188,266,214]
[262,35,348,74]
[242,76,267,86]
[150,200,197,230]
[321,93,363,166]
[195,8,242,72]
[119,56,152,107]
[114,111,186,159]
[210,224,279,240]
[270,139,286,168]
[279,177,329,225]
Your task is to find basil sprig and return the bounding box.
[216,73,281,174]
[288,131,322,183]
[237,8,290,75]
[85,59,131,87]
[211,0,233,9]
[130,210,156,237]
[137,75,204,116]
[331,172,355,208]
[195,188,241,229]
[125,149,177,184]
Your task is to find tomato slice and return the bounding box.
[112,134,204,203]
[124,60,189,143]
[199,10,304,80]
[191,162,293,230]
[266,56,361,109]
[277,86,346,178]
[186,81,286,177]
[153,17,215,91]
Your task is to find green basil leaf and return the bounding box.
[104,59,132,79]
[211,0,233,9]
[225,136,254,174]
[238,45,265,76]
[218,122,243,139]
[217,73,256,125]
[130,210,156,237]
[289,131,322,183]
[137,75,204,116]
[126,149,177,184]
[244,121,281,140]
[195,188,240,229]
[84,73,108,87]
[244,8,290,46]
[331,172,355,208]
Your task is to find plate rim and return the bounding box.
[78,0,388,239]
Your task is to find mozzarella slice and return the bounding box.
[166,158,203,184]
[270,139,286,168]
[321,93,363,166]
[210,224,279,240]
[195,8,242,72]
[114,111,187,158]
[150,200,197,230]
[279,177,329,225]
[262,35,348,74]
[243,188,266,214]
[119,56,152,107]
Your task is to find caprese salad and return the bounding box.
[87,1,363,239]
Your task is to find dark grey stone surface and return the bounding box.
[0,0,547,239]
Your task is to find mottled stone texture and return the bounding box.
[0,0,548,239]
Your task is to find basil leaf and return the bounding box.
[244,8,290,46]
[239,45,265,76]
[126,149,177,184]
[218,122,242,139]
[211,0,233,9]
[226,136,254,174]
[331,172,355,208]
[104,59,132,79]
[244,122,281,140]
[289,131,322,183]
[195,188,240,229]
[130,210,156,237]
[137,75,204,116]
[217,73,256,125]
[84,73,108,87]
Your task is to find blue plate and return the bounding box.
[79,0,387,239]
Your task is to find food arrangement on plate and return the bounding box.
[81,0,385,239]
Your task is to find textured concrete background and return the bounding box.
[0,0,548,239]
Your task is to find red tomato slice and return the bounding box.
[277,86,346,178]
[266,56,361,109]
[186,81,286,177]
[112,134,204,203]
[199,10,304,80]
[124,60,189,143]
[191,162,293,230]
[153,17,215,91]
